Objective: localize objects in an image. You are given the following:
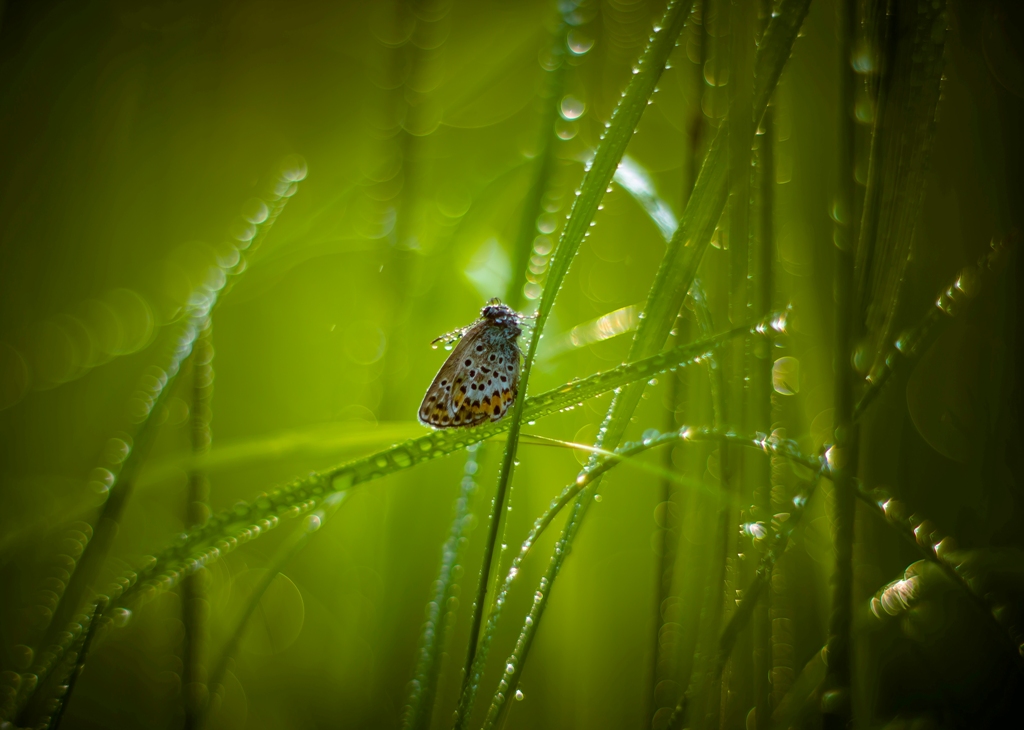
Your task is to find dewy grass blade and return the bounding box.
[401,445,484,730]
[853,234,1014,420]
[200,491,347,729]
[41,314,781,699]
[823,1,860,723]
[41,598,106,730]
[457,2,695,724]
[476,1,812,725]
[13,159,308,723]
[406,11,571,728]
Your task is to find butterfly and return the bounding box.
[418,298,525,429]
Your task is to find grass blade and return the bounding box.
[458,3,697,725]
[822,0,858,725]
[854,234,1014,420]
[200,491,348,729]
[41,599,106,730]
[401,445,484,730]
[184,320,214,728]
[475,1,812,725]
[39,312,780,712]
[111,315,782,620]
[13,160,307,724]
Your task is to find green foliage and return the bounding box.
[0,1,1021,729]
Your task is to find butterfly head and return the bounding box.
[481,298,522,340]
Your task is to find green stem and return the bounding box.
[474,0,812,726]
[822,0,858,725]
[455,3,696,724]
[200,492,348,729]
[402,445,483,730]
[854,235,1014,420]
[12,161,305,724]
[183,320,214,729]
[44,599,106,730]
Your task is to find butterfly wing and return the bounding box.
[418,322,521,429]
[418,322,487,428]
[456,337,520,426]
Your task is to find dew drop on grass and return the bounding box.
[559,95,586,121]
[515,689,524,701]
[111,607,132,627]
[566,30,593,55]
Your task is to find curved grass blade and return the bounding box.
[475,1,812,725]
[480,428,821,730]
[459,3,697,724]
[854,0,949,373]
[109,316,781,619]
[822,0,860,721]
[41,598,106,730]
[28,313,780,718]
[183,319,214,728]
[519,432,718,492]
[12,160,308,724]
[200,491,347,729]
[854,234,1014,420]
[138,421,425,489]
[401,445,484,730]
[403,8,575,724]
[860,484,1024,671]
[0,314,775,708]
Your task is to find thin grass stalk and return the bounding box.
[43,599,106,730]
[821,0,858,724]
[456,333,744,730]
[403,8,571,723]
[402,445,484,730]
[11,161,306,723]
[853,234,1014,420]
[200,491,348,729]
[751,101,775,730]
[859,484,1024,670]
[183,320,214,729]
[29,322,768,730]
[484,427,819,730]
[718,1,758,722]
[667,461,826,730]
[646,4,711,721]
[749,19,778,730]
[505,17,569,313]
[678,291,730,730]
[474,2,811,724]
[90,316,780,656]
[856,0,949,372]
[671,248,1024,724]
[456,3,696,723]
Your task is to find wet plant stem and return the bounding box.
[454,3,696,725]
[183,320,214,729]
[822,0,858,725]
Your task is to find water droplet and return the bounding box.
[111,607,132,627]
[560,95,586,121]
[515,689,525,701]
[566,29,594,56]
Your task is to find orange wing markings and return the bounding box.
[418,322,523,430]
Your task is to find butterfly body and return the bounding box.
[419,299,523,429]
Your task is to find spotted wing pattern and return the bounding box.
[418,323,521,429]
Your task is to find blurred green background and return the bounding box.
[0,0,1022,728]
